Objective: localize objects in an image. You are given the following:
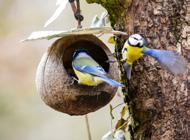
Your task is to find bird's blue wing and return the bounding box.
[73,64,107,78]
[73,64,124,87]
[143,48,187,75]
[97,77,124,87]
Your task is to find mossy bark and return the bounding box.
[86,0,190,140]
[86,0,132,26]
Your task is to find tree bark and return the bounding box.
[86,0,189,140]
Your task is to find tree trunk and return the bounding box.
[86,0,189,140]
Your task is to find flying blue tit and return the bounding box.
[72,49,124,87]
[122,34,187,79]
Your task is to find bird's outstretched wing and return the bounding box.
[96,77,124,87]
[73,64,124,87]
[143,48,187,75]
[73,65,107,78]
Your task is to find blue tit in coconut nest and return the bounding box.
[72,49,124,87]
[122,34,187,79]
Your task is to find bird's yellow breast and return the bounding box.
[74,69,103,86]
[125,45,143,64]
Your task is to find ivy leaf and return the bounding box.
[44,0,68,27]
[22,27,127,42]
[101,131,114,140]
[108,36,116,44]
[101,130,126,140]
[91,15,99,27]
[91,12,108,28]
[114,130,126,140]
[120,105,128,118]
[109,104,114,120]
[115,118,127,130]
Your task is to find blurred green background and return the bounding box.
[0,1,123,140]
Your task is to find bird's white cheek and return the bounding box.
[122,49,127,61]
[122,54,127,61]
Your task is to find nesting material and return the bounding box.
[36,35,120,115]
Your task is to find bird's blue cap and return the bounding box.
[73,48,89,58]
[127,34,148,48]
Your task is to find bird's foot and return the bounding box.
[107,52,116,57]
[106,60,117,63]
[64,76,78,85]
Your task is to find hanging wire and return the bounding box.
[85,115,92,140]
[69,1,90,139]
[76,0,83,28]
[69,0,83,28]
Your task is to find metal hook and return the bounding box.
[69,0,83,28]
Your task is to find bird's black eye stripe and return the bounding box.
[128,40,143,48]
[133,37,138,40]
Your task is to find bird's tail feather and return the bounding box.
[123,63,132,79]
[97,77,124,87]
[143,48,187,75]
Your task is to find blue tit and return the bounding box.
[122,34,187,79]
[72,49,124,87]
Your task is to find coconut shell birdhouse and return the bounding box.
[35,34,120,115]
[24,1,126,116]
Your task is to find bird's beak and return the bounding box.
[143,38,148,46]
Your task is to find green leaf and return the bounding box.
[115,118,127,130]
[44,0,68,27]
[109,104,114,120]
[108,36,116,44]
[120,105,128,118]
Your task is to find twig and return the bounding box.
[113,103,125,110]
[114,116,130,132]
[111,30,128,36]
[85,115,92,140]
